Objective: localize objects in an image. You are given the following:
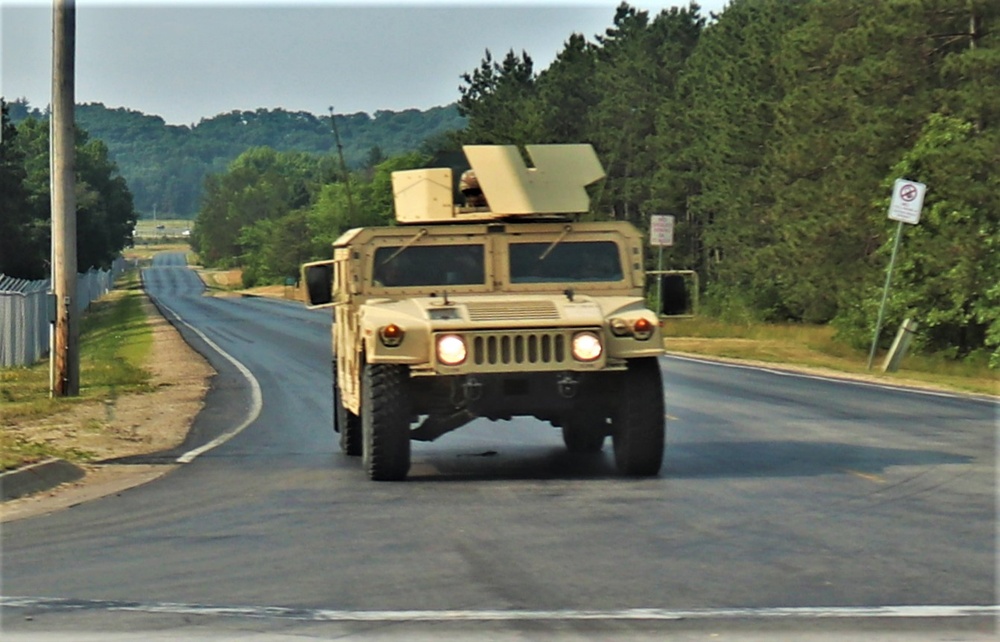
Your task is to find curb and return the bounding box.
[0,459,86,501]
[663,351,998,402]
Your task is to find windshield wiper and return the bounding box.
[539,224,572,261]
[381,228,428,265]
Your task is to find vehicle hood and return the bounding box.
[360,293,649,329]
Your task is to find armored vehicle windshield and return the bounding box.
[372,243,486,288]
[509,240,624,284]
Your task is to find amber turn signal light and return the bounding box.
[379,324,405,347]
[632,317,654,340]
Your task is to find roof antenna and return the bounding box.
[329,106,357,226]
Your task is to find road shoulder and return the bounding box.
[0,295,214,522]
[666,351,998,401]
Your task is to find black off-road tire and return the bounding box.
[333,359,361,456]
[361,363,411,481]
[612,357,666,476]
[561,414,608,453]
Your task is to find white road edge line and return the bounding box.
[151,298,263,464]
[0,597,996,622]
[665,354,994,402]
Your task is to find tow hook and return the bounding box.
[462,375,483,402]
[556,372,579,399]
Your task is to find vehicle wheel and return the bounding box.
[361,362,411,481]
[333,359,361,456]
[612,357,666,476]
[561,414,608,453]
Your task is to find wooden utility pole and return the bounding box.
[50,0,78,396]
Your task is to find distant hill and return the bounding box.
[6,100,465,218]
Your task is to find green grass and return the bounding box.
[0,271,153,470]
[78,276,153,395]
[0,434,95,470]
[133,218,193,234]
[132,218,194,251]
[662,317,998,397]
[126,242,192,262]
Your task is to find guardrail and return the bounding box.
[0,258,130,367]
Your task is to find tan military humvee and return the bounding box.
[303,144,665,481]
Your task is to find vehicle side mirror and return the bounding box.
[303,263,334,306]
[660,274,690,316]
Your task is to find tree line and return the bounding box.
[189,147,430,288]
[189,0,997,365]
[2,0,996,366]
[5,100,465,219]
[454,0,998,366]
[1,100,136,280]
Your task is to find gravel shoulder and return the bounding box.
[0,295,214,522]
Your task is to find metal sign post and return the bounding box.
[649,215,674,314]
[867,179,926,370]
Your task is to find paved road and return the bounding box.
[1,253,996,640]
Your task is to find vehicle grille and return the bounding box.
[465,300,559,322]
[472,331,569,367]
[434,327,606,373]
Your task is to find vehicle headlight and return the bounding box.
[437,334,467,365]
[571,331,602,362]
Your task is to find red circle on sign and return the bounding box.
[900,184,918,202]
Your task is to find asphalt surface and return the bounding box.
[1,252,996,641]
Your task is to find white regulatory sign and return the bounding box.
[888,179,926,225]
[650,215,675,246]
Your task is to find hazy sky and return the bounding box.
[2,1,726,126]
